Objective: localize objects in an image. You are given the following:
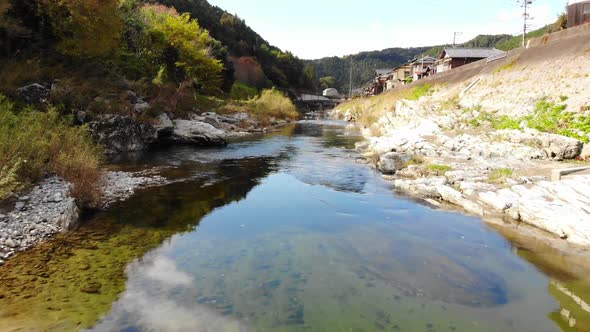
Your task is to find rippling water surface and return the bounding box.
[1,119,590,332]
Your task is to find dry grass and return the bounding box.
[336,84,435,129]
[0,96,104,205]
[217,89,299,126]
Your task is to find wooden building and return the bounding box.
[568,0,590,28]
[436,48,505,73]
[411,56,437,81]
[391,63,413,84]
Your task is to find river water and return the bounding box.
[1,119,590,332]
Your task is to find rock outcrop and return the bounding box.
[88,115,158,154]
[16,83,50,104]
[168,120,228,146]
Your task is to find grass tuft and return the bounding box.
[426,164,453,175]
[488,168,513,183]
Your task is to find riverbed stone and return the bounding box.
[377,152,410,175]
[539,134,583,160]
[0,177,79,256]
[169,120,228,146]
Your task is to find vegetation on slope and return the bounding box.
[0,96,103,204]
[155,0,315,91]
[0,0,308,202]
[472,100,590,143]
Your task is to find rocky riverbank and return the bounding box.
[0,170,169,265]
[332,50,590,247]
[88,110,288,155]
[0,107,294,264]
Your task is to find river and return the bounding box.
[1,119,589,331]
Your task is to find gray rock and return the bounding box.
[203,115,223,129]
[5,238,16,248]
[540,134,583,160]
[77,110,89,124]
[133,102,151,114]
[16,83,50,104]
[15,202,25,211]
[581,144,590,160]
[153,113,174,137]
[377,152,410,175]
[88,115,157,154]
[125,90,138,103]
[169,120,228,146]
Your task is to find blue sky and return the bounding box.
[207,0,567,59]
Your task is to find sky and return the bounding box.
[207,0,568,59]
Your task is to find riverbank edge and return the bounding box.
[0,118,295,266]
[342,117,590,251]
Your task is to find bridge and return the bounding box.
[295,93,343,111]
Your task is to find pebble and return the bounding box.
[0,171,167,264]
[5,238,16,248]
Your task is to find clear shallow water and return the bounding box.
[1,120,590,331]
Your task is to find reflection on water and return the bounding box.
[1,119,590,331]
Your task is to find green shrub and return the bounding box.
[230,81,258,100]
[0,96,104,204]
[488,168,513,183]
[466,100,590,143]
[491,115,521,130]
[406,84,433,101]
[426,164,453,175]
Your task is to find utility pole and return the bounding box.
[519,0,533,48]
[349,56,353,98]
[453,32,463,47]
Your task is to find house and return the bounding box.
[391,62,413,84]
[568,0,590,28]
[436,48,505,73]
[369,69,393,95]
[411,56,437,81]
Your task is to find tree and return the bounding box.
[139,4,224,94]
[40,0,123,57]
[319,76,336,89]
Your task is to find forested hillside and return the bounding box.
[156,0,314,91]
[0,0,307,205]
[307,47,432,93]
